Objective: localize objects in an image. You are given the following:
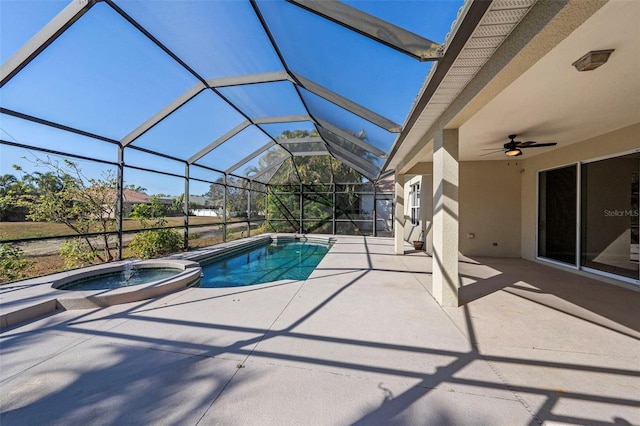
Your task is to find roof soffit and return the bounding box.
[388,0,537,172]
[391,0,619,174]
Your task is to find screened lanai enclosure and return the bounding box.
[1,0,458,269]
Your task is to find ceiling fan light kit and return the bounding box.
[481,135,558,157]
[499,134,557,157]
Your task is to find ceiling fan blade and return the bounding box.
[481,147,505,151]
[521,142,557,148]
[479,151,503,157]
[516,141,536,147]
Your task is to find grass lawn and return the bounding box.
[0,216,225,240]
[0,221,74,240]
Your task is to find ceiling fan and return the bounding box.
[482,134,557,157]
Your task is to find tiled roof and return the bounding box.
[122,189,150,204]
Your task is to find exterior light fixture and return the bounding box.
[506,148,522,157]
[572,49,614,71]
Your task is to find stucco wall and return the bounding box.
[404,160,522,257]
[520,123,640,260]
[459,161,522,257]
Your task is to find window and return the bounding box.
[410,183,420,226]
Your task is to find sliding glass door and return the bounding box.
[537,152,640,284]
[581,152,639,280]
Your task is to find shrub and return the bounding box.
[128,228,183,259]
[59,239,97,269]
[0,242,33,282]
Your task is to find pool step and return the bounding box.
[0,299,61,331]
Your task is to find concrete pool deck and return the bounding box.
[0,235,274,329]
[1,235,638,425]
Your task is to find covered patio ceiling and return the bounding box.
[0,0,467,184]
[388,0,640,172]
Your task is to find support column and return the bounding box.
[432,129,460,307]
[332,183,336,235]
[266,185,271,231]
[247,182,251,237]
[373,183,378,237]
[394,173,405,254]
[299,183,303,234]
[183,163,189,251]
[222,173,227,243]
[116,145,124,260]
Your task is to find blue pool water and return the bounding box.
[199,239,331,288]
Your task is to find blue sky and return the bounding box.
[0,0,463,194]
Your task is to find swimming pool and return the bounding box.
[199,238,331,288]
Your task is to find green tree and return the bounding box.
[227,178,248,219]
[130,196,166,228]
[206,177,248,219]
[130,203,153,226]
[0,173,30,221]
[262,129,369,186]
[15,157,118,267]
[24,171,64,194]
[257,129,370,232]
[205,181,225,210]
[171,194,184,215]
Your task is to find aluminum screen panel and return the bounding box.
[300,88,395,154]
[255,0,428,125]
[231,145,289,180]
[189,165,224,184]
[0,113,117,163]
[282,142,327,155]
[0,1,68,64]
[1,0,464,186]
[130,90,246,160]
[343,0,462,42]
[195,125,272,172]
[0,3,198,140]
[218,81,307,119]
[259,121,318,141]
[114,0,283,79]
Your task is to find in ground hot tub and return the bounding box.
[51,259,201,309]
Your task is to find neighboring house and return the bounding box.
[120,192,224,217]
[190,209,222,217]
[189,195,223,217]
[121,189,151,217]
[188,195,208,209]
